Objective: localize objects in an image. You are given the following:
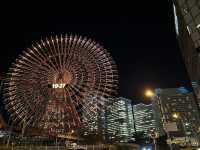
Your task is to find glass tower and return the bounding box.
[105,97,134,143]
[133,103,162,138]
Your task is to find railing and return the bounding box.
[0,145,113,150]
[0,143,139,150]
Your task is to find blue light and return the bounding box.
[176,87,189,94]
[141,146,152,150]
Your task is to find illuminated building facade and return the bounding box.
[105,97,134,143]
[172,0,200,107]
[82,92,107,135]
[133,103,163,138]
[154,87,200,143]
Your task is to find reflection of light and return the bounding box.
[187,26,191,35]
[173,4,179,35]
[197,24,200,29]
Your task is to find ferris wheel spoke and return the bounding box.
[43,38,60,73]
[22,50,53,73]
[64,87,82,126]
[40,39,60,72]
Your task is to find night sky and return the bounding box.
[0,1,191,102]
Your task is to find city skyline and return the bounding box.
[0,1,199,149]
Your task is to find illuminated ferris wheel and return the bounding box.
[3,35,118,134]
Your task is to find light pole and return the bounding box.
[144,89,158,149]
[144,89,172,150]
[149,130,159,150]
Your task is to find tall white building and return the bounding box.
[133,103,160,138]
[106,97,134,143]
[82,92,107,135]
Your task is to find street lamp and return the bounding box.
[144,89,175,149]
[144,89,159,149]
[145,89,155,98]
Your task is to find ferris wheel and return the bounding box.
[3,34,118,133]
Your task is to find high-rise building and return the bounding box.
[154,87,200,144]
[133,103,163,138]
[82,92,107,136]
[172,0,200,106]
[105,97,134,143]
